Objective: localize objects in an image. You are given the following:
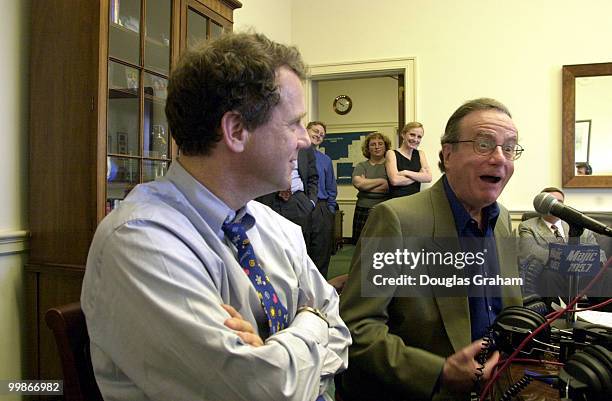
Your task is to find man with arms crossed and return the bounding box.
[81,32,350,401]
[338,98,523,400]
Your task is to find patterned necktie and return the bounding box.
[222,217,289,334]
[551,224,565,242]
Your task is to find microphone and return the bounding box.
[533,193,612,237]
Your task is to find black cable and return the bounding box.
[499,375,533,401]
[474,327,495,394]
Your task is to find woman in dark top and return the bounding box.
[386,122,432,198]
[351,132,391,243]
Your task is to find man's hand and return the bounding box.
[441,339,499,394]
[327,274,348,294]
[222,304,264,347]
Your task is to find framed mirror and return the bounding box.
[562,62,612,187]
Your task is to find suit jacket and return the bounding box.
[298,146,319,203]
[517,217,606,296]
[257,147,319,208]
[339,178,522,401]
[517,217,605,266]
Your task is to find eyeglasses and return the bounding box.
[447,136,524,160]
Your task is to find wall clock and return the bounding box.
[333,95,352,115]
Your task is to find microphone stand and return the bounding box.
[566,224,584,325]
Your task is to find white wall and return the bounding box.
[0,2,28,229]
[291,0,612,212]
[0,0,29,396]
[234,0,292,44]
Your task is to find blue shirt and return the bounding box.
[442,175,502,341]
[313,148,337,212]
[81,161,350,401]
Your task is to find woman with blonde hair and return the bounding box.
[385,121,432,198]
[351,132,392,244]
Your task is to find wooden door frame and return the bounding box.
[306,57,417,135]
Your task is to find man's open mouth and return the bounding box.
[480,175,502,183]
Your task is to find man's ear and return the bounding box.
[220,110,248,152]
[441,143,453,169]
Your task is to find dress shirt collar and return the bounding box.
[545,218,565,238]
[165,160,253,240]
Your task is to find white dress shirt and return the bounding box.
[81,161,350,401]
[290,159,304,193]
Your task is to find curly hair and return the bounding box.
[362,132,392,159]
[438,98,512,172]
[165,32,306,156]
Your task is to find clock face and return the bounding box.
[333,95,352,115]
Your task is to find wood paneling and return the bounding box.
[26,266,85,378]
[29,0,101,266]
[198,0,241,22]
[25,265,84,401]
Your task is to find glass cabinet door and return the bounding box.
[106,0,172,213]
[184,0,230,50]
[109,0,141,65]
[187,8,208,48]
[145,0,171,75]
[105,0,236,214]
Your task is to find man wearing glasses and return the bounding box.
[338,98,523,400]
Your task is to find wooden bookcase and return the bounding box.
[27,0,241,388]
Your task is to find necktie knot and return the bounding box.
[222,221,250,247]
[551,224,564,242]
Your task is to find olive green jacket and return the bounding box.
[338,178,522,401]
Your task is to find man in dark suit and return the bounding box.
[338,98,523,400]
[307,121,337,278]
[257,146,318,249]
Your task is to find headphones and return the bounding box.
[493,306,612,400]
[492,306,551,355]
[559,344,612,401]
[574,325,612,347]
